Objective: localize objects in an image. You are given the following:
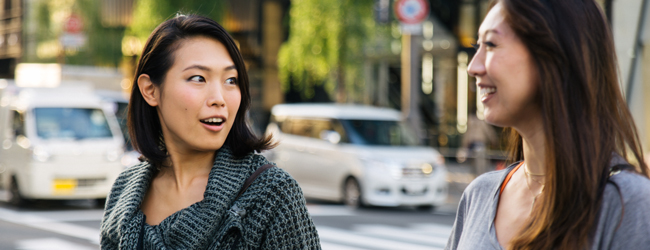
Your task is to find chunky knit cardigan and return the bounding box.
[100,147,321,249]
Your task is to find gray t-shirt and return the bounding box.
[446,162,650,250]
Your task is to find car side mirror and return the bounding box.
[319,130,341,144]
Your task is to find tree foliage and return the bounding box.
[24,0,225,66]
[278,0,377,102]
[126,0,226,43]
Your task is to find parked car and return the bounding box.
[264,103,448,209]
[0,83,125,206]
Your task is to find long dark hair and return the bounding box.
[128,15,273,167]
[496,0,649,249]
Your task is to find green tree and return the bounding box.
[24,0,126,67]
[126,0,226,43]
[69,0,125,67]
[278,0,377,102]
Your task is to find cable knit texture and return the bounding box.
[100,147,321,249]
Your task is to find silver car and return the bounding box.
[264,103,448,209]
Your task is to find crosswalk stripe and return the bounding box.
[19,210,104,222]
[0,207,100,244]
[307,204,355,216]
[410,223,454,238]
[353,224,449,247]
[15,238,94,250]
[321,241,370,250]
[318,226,442,250]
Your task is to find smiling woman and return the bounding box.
[446,0,650,250]
[100,15,320,249]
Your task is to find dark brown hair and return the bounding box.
[128,15,273,167]
[495,0,649,249]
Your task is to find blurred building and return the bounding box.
[220,0,290,134]
[0,0,22,78]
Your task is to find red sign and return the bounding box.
[394,0,430,24]
[64,14,83,34]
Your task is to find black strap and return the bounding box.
[235,164,275,200]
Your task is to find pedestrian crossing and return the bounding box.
[15,238,95,250]
[318,223,451,250]
[0,203,453,250]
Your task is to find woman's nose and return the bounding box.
[207,84,226,107]
[467,52,486,77]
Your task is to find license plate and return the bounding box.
[404,183,426,195]
[53,179,77,195]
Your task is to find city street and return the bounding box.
[0,164,475,250]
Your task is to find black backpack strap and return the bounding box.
[235,164,275,200]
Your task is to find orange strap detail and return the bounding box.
[500,162,524,194]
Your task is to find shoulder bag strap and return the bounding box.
[235,164,275,200]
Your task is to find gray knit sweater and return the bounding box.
[100,147,321,249]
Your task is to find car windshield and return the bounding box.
[34,108,113,140]
[340,119,419,146]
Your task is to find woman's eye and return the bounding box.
[189,75,205,82]
[471,43,480,50]
[225,77,238,85]
[483,41,496,48]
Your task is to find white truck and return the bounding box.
[0,82,125,206]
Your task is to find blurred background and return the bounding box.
[0,0,647,249]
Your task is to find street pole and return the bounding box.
[401,34,411,119]
[401,33,424,140]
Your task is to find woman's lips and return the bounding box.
[479,86,496,103]
[202,122,225,132]
[200,117,226,132]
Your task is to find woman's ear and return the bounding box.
[138,74,159,107]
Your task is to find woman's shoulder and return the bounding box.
[252,160,300,190]
[107,161,151,199]
[595,171,650,248]
[240,154,304,199]
[604,171,650,205]
[463,164,515,196]
[114,161,150,184]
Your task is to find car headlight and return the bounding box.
[421,163,433,175]
[33,146,50,162]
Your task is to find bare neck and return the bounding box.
[159,141,216,191]
[517,117,546,175]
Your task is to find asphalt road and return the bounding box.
[0,163,476,250]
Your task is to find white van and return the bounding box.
[265,103,448,209]
[0,83,125,206]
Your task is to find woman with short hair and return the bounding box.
[100,15,320,249]
[446,0,650,249]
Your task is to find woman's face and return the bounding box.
[141,36,241,154]
[468,3,541,129]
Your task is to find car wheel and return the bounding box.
[416,204,436,212]
[9,177,27,207]
[343,178,362,208]
[95,198,107,208]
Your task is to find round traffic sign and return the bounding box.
[64,14,83,34]
[394,0,430,24]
